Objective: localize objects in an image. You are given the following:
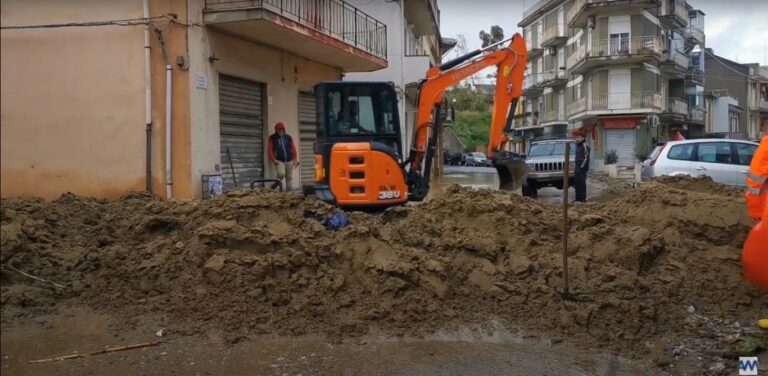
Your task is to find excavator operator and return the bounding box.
[743,135,768,329]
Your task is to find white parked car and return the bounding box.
[641,138,759,186]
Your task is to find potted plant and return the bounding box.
[605,149,619,178]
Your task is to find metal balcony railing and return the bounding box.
[590,36,662,57]
[591,92,663,111]
[761,99,768,110]
[405,27,426,56]
[204,0,387,58]
[568,96,587,117]
[524,74,540,89]
[687,66,704,85]
[566,43,587,68]
[750,66,768,80]
[541,110,565,123]
[666,98,688,115]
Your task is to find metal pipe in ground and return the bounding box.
[562,142,570,297]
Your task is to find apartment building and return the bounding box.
[518,0,706,170]
[704,52,768,139]
[345,0,447,152]
[1,0,387,199]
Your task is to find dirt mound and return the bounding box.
[2,183,766,374]
[652,175,743,198]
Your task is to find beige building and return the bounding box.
[1,0,387,199]
[517,0,706,170]
[344,0,445,153]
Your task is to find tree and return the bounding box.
[479,25,504,48]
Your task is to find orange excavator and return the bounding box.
[311,33,528,208]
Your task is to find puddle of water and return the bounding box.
[2,313,646,376]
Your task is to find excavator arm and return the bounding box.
[406,33,528,200]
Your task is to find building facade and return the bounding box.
[1,0,388,199]
[344,0,444,153]
[518,0,706,170]
[704,52,768,139]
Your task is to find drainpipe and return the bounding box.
[143,0,153,193]
[165,63,173,199]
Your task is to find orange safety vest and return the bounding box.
[743,201,768,291]
[744,136,768,291]
[746,136,768,219]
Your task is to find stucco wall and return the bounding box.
[1,0,146,199]
[186,2,341,195]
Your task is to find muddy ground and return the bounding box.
[1,175,766,375]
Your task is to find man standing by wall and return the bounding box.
[268,122,298,191]
[574,133,590,203]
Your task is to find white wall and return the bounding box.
[711,96,737,133]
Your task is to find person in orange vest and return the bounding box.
[743,135,768,329]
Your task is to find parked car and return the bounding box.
[466,152,489,166]
[641,138,758,186]
[522,139,576,198]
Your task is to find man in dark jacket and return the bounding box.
[268,122,298,191]
[574,133,590,202]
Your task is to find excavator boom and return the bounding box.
[406,33,528,200]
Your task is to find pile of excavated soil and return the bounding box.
[651,175,743,198]
[1,177,766,373]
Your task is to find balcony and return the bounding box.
[522,74,544,96]
[568,92,662,120]
[539,69,568,87]
[404,0,439,36]
[689,105,705,123]
[567,0,661,28]
[541,24,567,47]
[569,36,662,75]
[749,66,768,81]
[684,25,705,46]
[659,49,688,78]
[203,0,387,72]
[660,97,688,122]
[686,66,704,86]
[659,0,688,29]
[566,43,587,69]
[540,109,567,125]
[750,98,768,113]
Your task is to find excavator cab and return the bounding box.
[311,82,408,209]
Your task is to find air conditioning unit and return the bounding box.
[547,47,557,56]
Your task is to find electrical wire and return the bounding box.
[0,15,175,30]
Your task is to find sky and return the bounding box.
[439,0,768,65]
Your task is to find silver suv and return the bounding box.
[641,138,758,186]
[522,139,576,198]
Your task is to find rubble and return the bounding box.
[1,177,766,374]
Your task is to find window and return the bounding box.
[729,112,739,133]
[735,143,757,166]
[667,144,694,161]
[696,142,732,164]
[326,85,397,137]
[610,33,629,54]
[528,142,576,157]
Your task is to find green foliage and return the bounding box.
[452,110,491,151]
[444,86,487,112]
[479,25,504,48]
[635,146,651,162]
[605,149,619,165]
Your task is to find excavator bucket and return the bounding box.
[494,156,528,191]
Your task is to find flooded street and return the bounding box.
[1,313,645,376]
[432,166,608,204]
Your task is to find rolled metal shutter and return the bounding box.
[605,128,635,167]
[298,92,317,188]
[218,75,264,189]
